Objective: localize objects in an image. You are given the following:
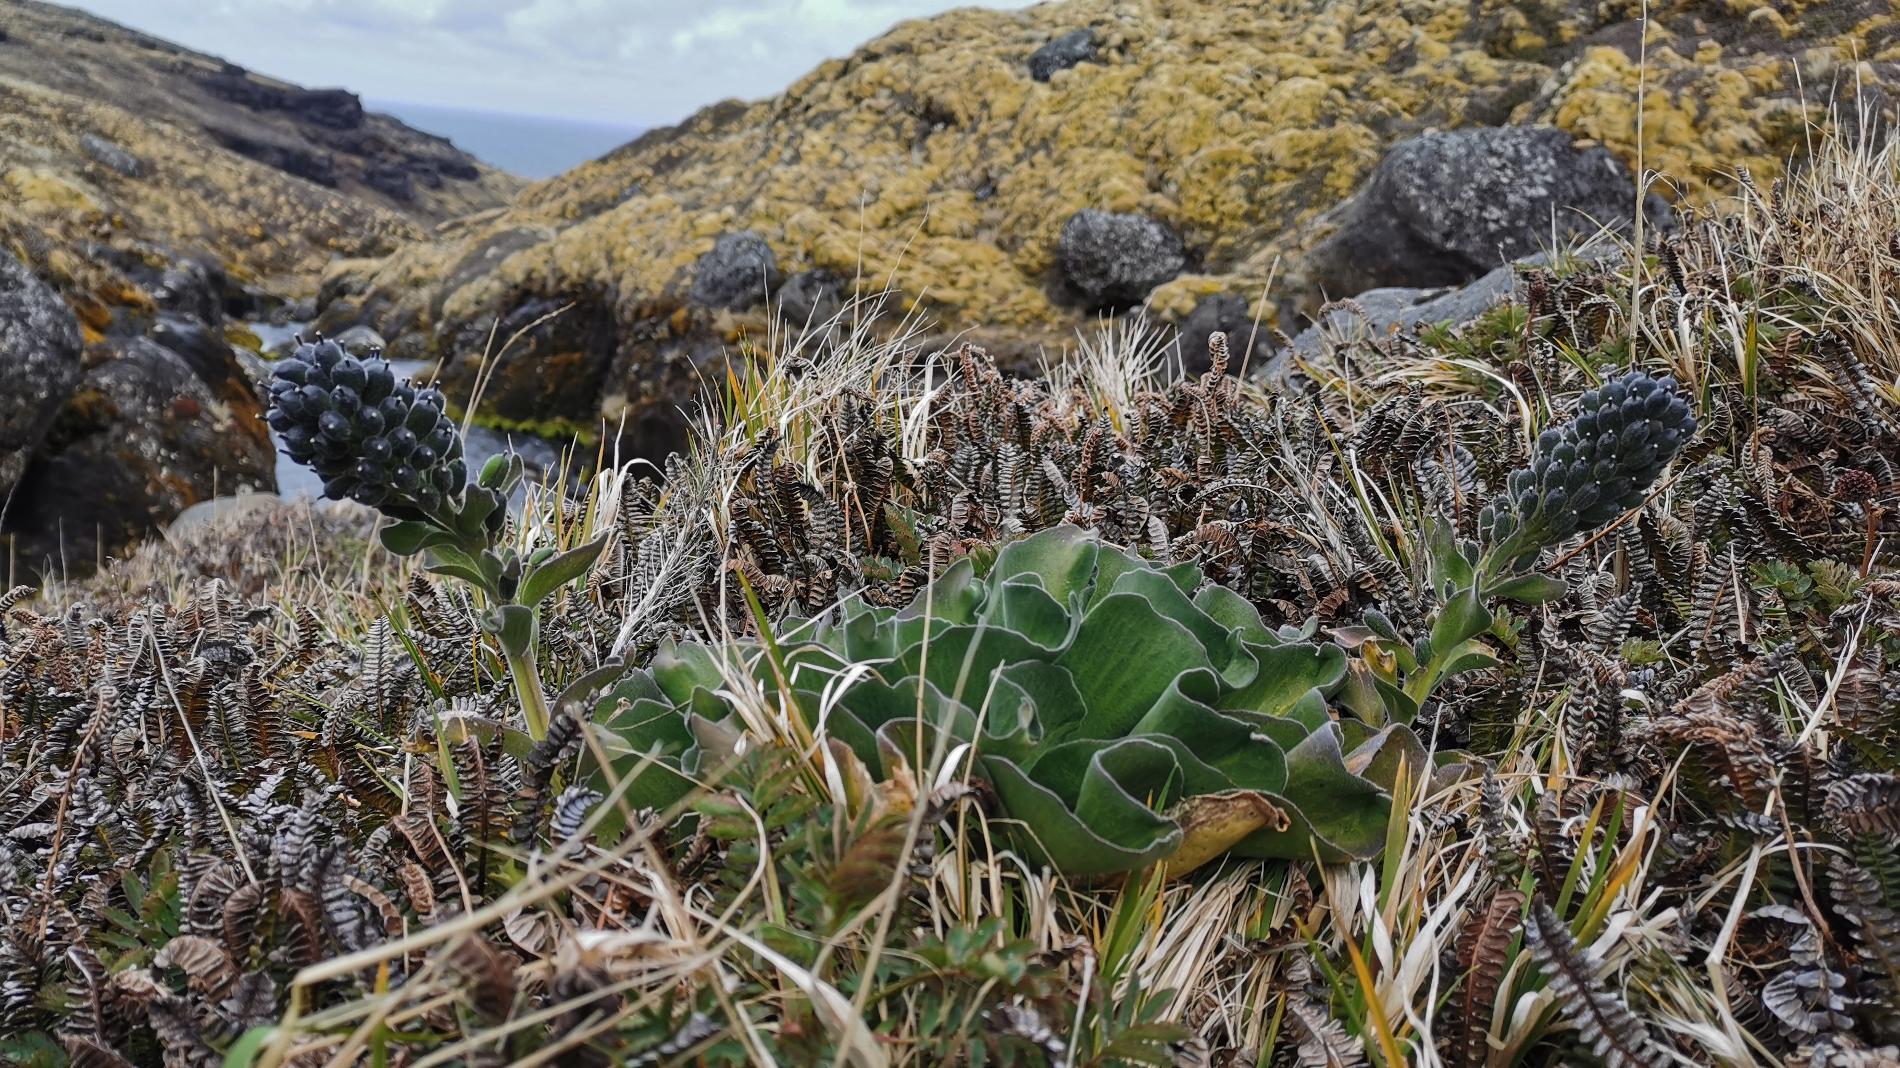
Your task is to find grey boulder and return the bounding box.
[1305,126,1667,300]
[80,132,147,179]
[690,230,782,310]
[1030,29,1097,81]
[0,252,84,496]
[1057,210,1186,309]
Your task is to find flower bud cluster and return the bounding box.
[266,338,467,510]
[1481,370,1696,551]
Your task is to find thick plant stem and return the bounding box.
[506,644,552,741]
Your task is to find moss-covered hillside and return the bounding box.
[0,0,520,316]
[322,0,1894,443]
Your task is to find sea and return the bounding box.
[368,99,644,180]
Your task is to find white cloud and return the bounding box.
[70,0,1038,124]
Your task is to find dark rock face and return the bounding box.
[0,252,84,495]
[4,337,274,576]
[1305,126,1666,299]
[208,128,339,188]
[79,132,145,178]
[778,268,846,328]
[440,292,619,427]
[149,314,236,386]
[1174,293,1273,376]
[690,231,782,310]
[1057,210,1186,309]
[199,68,365,130]
[152,259,224,324]
[1030,29,1097,81]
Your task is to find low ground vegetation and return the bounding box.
[1,130,1897,1067]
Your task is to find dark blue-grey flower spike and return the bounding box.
[266,338,469,512]
[1479,369,1697,567]
[1361,369,1695,725]
[266,336,607,742]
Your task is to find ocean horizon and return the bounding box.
[368,99,646,180]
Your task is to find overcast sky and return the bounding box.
[73,0,1039,126]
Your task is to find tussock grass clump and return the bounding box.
[1,127,1897,1068]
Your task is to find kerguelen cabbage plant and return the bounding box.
[267,338,607,741]
[592,526,1427,879]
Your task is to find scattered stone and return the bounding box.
[0,252,84,495]
[778,268,846,328]
[1304,126,1668,299]
[1030,29,1097,81]
[1288,247,1619,356]
[690,231,781,310]
[330,324,387,355]
[1057,210,1186,309]
[1174,293,1272,376]
[79,132,145,178]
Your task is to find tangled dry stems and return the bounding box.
[0,129,1897,1067]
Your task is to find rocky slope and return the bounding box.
[0,0,519,301]
[0,0,521,577]
[316,0,1894,458]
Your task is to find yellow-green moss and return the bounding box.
[334,0,1890,398]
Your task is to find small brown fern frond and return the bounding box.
[1524,900,1663,1068]
[1444,888,1526,1067]
[1285,998,1369,1068]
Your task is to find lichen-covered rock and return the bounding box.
[2,336,274,576]
[691,231,782,310]
[1029,29,1097,81]
[0,0,519,342]
[316,0,1896,457]
[778,268,846,329]
[79,132,144,178]
[0,251,83,493]
[1304,126,1662,298]
[1058,210,1187,309]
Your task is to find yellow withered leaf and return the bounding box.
[1162,791,1289,880]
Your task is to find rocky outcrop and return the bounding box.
[1303,126,1665,299]
[0,252,83,494]
[1,244,277,577]
[1057,210,1187,310]
[0,0,526,571]
[315,0,1895,460]
[0,0,517,225]
[3,335,274,576]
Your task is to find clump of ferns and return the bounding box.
[0,573,711,1064]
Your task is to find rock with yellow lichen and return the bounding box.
[318,0,1896,459]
